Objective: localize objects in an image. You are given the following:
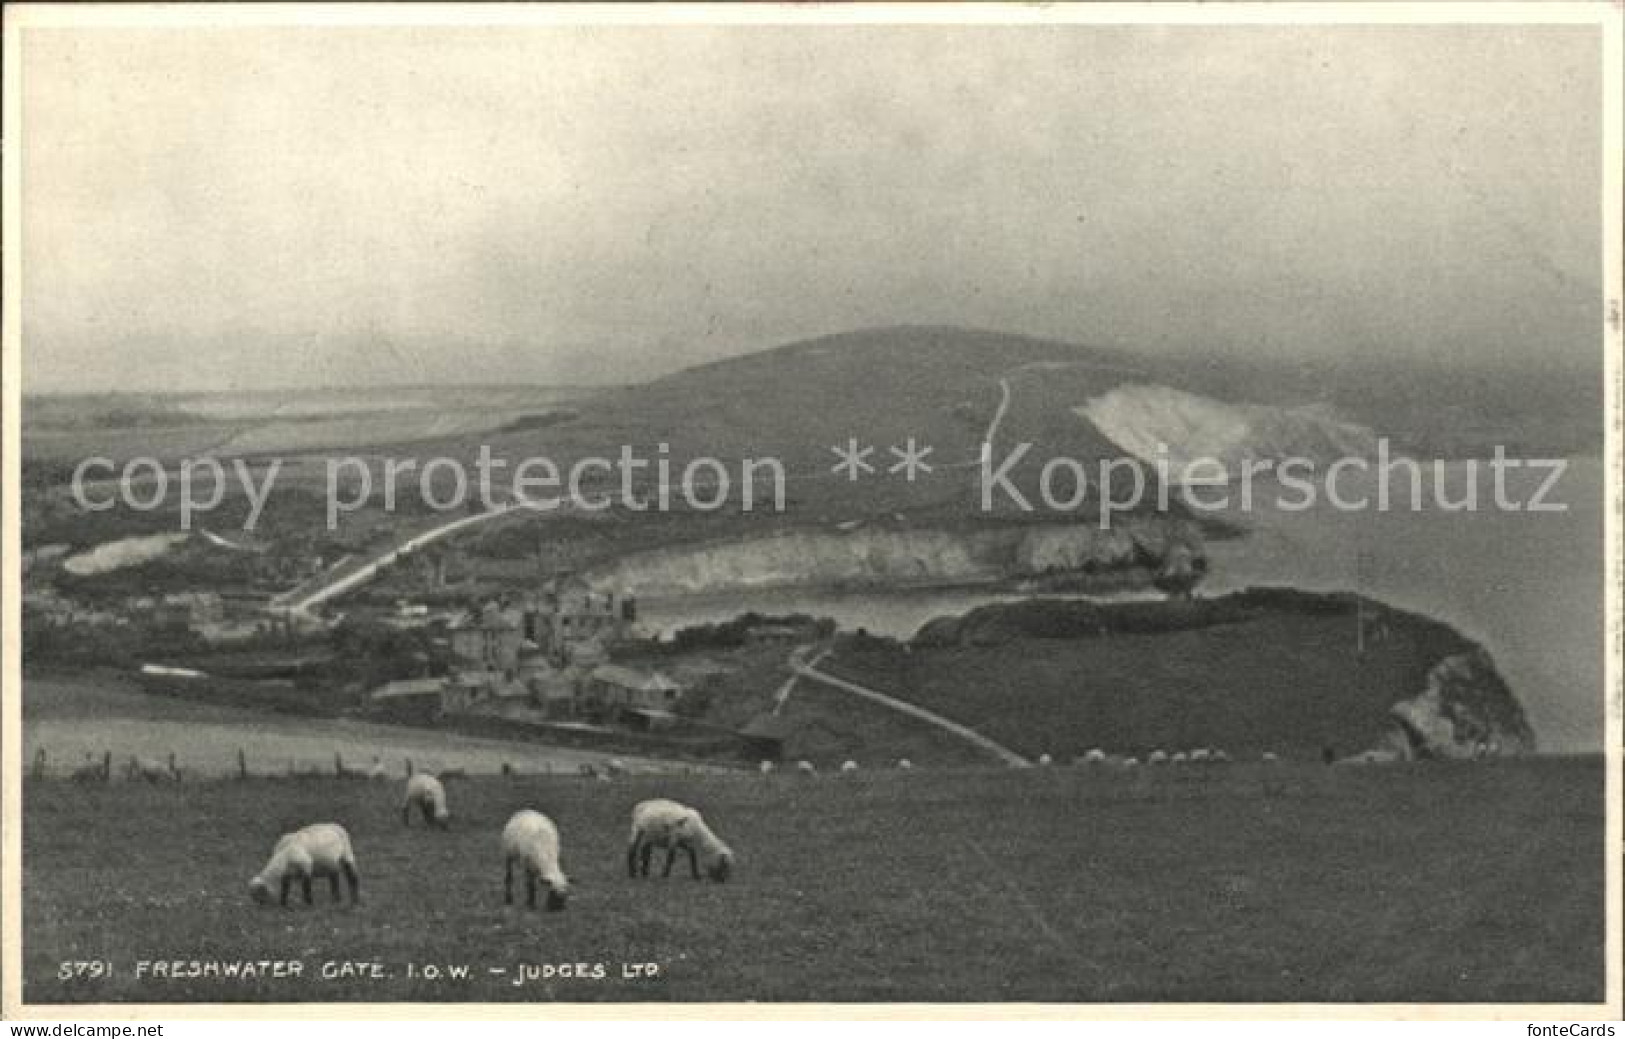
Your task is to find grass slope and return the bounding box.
[22,760,1603,1004]
[824,593,1517,761]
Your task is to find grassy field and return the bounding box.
[24,675,693,779]
[825,595,1520,762]
[21,757,1604,1004]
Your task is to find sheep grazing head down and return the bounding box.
[545,880,570,912]
[248,877,275,906]
[707,851,733,884]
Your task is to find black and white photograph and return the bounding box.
[2,1,1619,1018]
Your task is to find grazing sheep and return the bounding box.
[758,760,775,775]
[897,758,913,771]
[1122,756,1140,767]
[1147,750,1169,765]
[1084,749,1107,764]
[127,754,178,784]
[840,760,859,773]
[1213,749,1231,764]
[1170,751,1188,765]
[1037,754,1053,767]
[501,810,570,911]
[401,773,450,829]
[796,760,816,776]
[249,823,360,908]
[627,799,734,882]
[1261,751,1280,764]
[604,758,628,777]
[1190,748,1211,763]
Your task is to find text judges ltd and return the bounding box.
[123,959,662,983]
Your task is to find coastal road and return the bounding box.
[270,503,536,615]
[792,649,1031,767]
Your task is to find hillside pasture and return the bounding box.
[21,757,1604,1004]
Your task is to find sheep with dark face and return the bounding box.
[249,823,360,908]
[501,810,570,911]
[401,773,450,829]
[627,799,733,883]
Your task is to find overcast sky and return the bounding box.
[21,21,1603,393]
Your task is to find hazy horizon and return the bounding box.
[21,21,1604,394]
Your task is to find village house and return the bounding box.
[525,573,636,664]
[449,603,526,672]
[582,663,683,729]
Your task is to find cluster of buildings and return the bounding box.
[370,574,690,731]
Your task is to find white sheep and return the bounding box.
[758,760,775,775]
[897,758,913,771]
[796,760,816,776]
[249,823,360,907]
[1037,754,1053,767]
[1261,751,1280,763]
[1190,748,1211,763]
[1213,749,1231,764]
[127,753,178,784]
[840,760,859,773]
[501,810,570,911]
[1122,756,1140,767]
[1170,751,1188,765]
[604,758,628,777]
[1084,749,1107,764]
[627,799,734,882]
[1147,750,1168,765]
[401,772,450,829]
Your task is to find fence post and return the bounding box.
[239,748,248,780]
[32,748,45,781]
[335,752,344,777]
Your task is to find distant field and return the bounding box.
[21,759,1604,1003]
[24,675,690,779]
[20,385,594,465]
[824,599,1495,762]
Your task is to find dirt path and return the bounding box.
[793,653,1030,767]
